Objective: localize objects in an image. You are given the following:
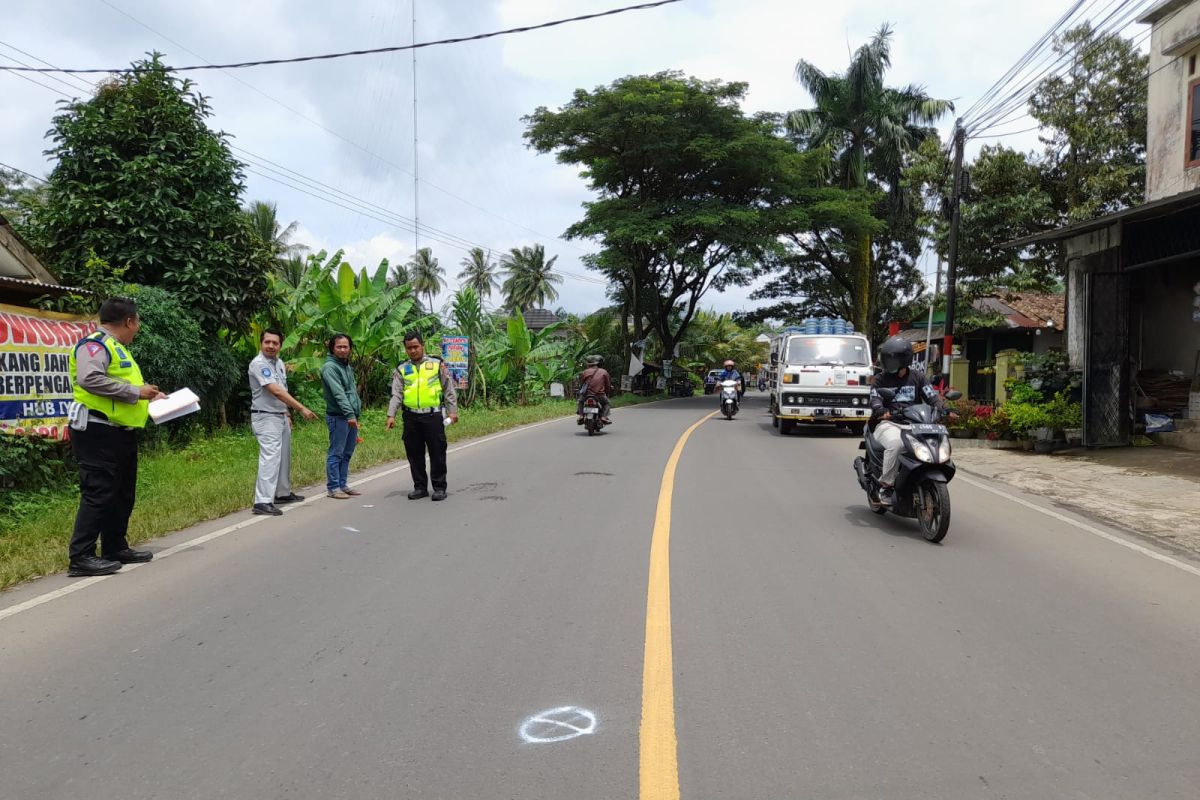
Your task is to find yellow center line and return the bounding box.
[640,410,717,800]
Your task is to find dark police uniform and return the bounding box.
[387,355,458,495]
[67,329,150,565]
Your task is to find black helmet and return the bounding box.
[878,337,913,375]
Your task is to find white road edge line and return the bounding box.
[0,411,593,623]
[957,474,1200,579]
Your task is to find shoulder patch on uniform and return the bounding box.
[85,342,105,357]
[261,367,272,377]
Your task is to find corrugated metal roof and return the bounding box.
[0,274,94,296]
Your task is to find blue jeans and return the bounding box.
[326,415,359,492]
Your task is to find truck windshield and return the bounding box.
[785,337,869,366]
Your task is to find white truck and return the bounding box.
[768,329,874,435]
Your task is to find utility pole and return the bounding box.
[942,123,965,379]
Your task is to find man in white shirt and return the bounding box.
[249,328,316,516]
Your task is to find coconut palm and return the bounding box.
[244,200,306,268]
[500,244,563,312]
[407,247,444,317]
[457,247,501,301]
[787,24,951,331]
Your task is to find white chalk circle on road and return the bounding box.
[519,706,597,743]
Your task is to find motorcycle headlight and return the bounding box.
[908,434,934,463]
[938,437,951,462]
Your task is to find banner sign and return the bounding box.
[0,305,98,439]
[440,336,469,391]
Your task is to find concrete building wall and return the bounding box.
[1146,1,1200,200]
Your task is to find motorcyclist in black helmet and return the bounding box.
[869,337,947,507]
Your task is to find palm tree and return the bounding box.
[457,247,500,301]
[244,200,306,269]
[787,24,951,331]
[407,247,445,316]
[500,244,563,312]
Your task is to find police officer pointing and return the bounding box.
[386,331,458,501]
[249,328,317,516]
[67,297,165,577]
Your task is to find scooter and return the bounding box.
[579,396,609,436]
[719,379,740,420]
[853,388,961,542]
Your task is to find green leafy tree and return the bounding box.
[787,24,952,331]
[407,247,444,317]
[1030,23,1147,221]
[457,247,500,302]
[25,54,268,332]
[526,72,868,358]
[500,244,562,312]
[122,283,241,439]
[0,167,45,228]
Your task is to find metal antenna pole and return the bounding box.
[412,0,420,256]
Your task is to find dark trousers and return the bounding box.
[69,423,138,560]
[403,411,448,491]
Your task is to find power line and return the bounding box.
[964,0,1158,136]
[96,0,593,257]
[0,162,47,183]
[4,38,606,291]
[2,0,684,74]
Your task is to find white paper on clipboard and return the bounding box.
[149,388,201,424]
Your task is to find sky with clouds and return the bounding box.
[0,0,1145,316]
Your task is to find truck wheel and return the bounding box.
[848,422,866,436]
[772,414,779,429]
[779,419,795,435]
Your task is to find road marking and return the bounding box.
[958,475,1200,579]
[641,411,716,800]
[0,413,577,624]
[519,706,597,743]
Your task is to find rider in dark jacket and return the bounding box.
[869,338,945,506]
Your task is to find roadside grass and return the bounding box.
[0,393,665,591]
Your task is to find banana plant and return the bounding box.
[281,253,428,404]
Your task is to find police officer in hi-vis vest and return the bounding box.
[386,331,458,501]
[67,297,165,577]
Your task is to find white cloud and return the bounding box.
[1,0,1135,316]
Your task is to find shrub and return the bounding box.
[0,433,73,491]
[124,284,241,443]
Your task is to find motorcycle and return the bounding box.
[579,396,608,436]
[719,379,740,420]
[853,388,961,542]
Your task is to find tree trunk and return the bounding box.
[851,231,872,333]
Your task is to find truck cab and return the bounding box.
[769,331,874,435]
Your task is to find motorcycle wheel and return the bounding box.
[917,480,951,542]
[723,406,733,420]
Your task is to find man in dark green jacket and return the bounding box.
[320,334,363,499]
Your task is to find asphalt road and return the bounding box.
[3,392,1200,799]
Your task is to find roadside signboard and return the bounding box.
[440,336,469,391]
[0,304,98,439]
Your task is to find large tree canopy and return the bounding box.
[787,24,952,331]
[25,54,268,332]
[525,71,875,356]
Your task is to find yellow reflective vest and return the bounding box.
[401,358,443,410]
[69,332,150,428]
